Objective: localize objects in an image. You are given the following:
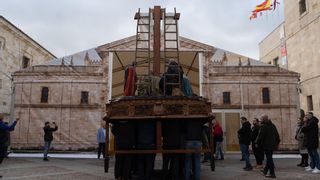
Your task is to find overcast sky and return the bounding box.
[0,0,284,59]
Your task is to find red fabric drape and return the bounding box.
[124,66,137,96]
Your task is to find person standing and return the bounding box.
[162,119,183,179]
[97,124,106,159]
[302,112,320,174]
[256,114,280,178]
[136,121,156,180]
[251,118,264,169]
[0,113,19,178]
[3,122,11,158]
[184,117,209,180]
[201,123,211,163]
[295,117,308,167]
[238,116,252,171]
[43,121,58,161]
[112,120,136,180]
[213,121,224,160]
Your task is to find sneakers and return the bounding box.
[311,168,320,174]
[305,166,314,172]
[43,158,49,161]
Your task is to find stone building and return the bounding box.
[203,59,300,150]
[11,35,300,150]
[0,16,55,120]
[259,0,320,117]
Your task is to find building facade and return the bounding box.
[203,63,300,150]
[12,52,108,150]
[11,35,300,150]
[0,16,55,120]
[259,0,320,117]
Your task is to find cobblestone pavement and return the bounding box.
[0,153,319,179]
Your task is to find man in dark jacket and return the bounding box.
[43,121,58,161]
[238,116,252,171]
[302,112,320,173]
[184,118,209,180]
[136,121,156,180]
[0,114,19,178]
[251,118,264,168]
[111,120,136,180]
[162,119,183,180]
[255,114,280,178]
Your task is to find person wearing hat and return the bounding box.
[0,113,20,178]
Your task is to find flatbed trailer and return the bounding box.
[103,96,215,173]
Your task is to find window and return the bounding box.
[41,87,49,103]
[262,87,270,104]
[81,91,89,104]
[299,0,307,15]
[223,92,231,104]
[22,56,30,69]
[273,57,279,66]
[307,95,313,111]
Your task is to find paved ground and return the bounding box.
[0,153,319,179]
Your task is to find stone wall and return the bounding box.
[0,17,55,119]
[203,65,300,150]
[11,65,108,150]
[259,1,320,117]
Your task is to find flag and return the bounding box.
[249,0,273,20]
[254,0,271,13]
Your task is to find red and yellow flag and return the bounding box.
[250,0,274,20]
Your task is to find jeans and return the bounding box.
[264,150,275,175]
[240,144,251,168]
[185,141,202,180]
[308,148,320,169]
[215,141,224,160]
[98,143,106,159]
[43,141,51,158]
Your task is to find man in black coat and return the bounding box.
[136,121,156,180]
[255,114,280,178]
[251,118,264,168]
[184,118,209,180]
[238,116,253,171]
[162,119,183,180]
[301,112,320,173]
[43,121,58,161]
[111,120,136,180]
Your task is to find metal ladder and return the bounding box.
[162,8,181,95]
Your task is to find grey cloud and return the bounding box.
[0,0,284,59]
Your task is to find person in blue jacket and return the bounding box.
[0,113,20,178]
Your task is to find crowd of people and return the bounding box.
[235,112,320,179]
[1,111,319,179]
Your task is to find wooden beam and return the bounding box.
[186,52,198,75]
[153,6,161,76]
[114,51,125,71]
